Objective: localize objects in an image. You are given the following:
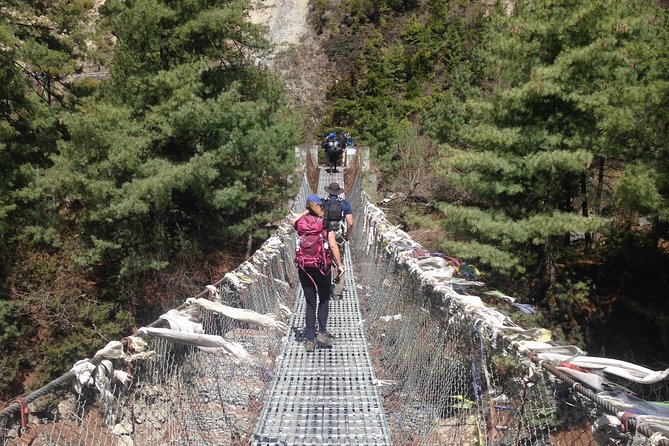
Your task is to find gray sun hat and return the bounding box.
[325,182,344,195]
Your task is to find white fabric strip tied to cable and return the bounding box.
[137,327,251,364]
[222,271,251,290]
[159,309,201,333]
[515,341,669,384]
[70,340,134,407]
[564,357,669,384]
[275,294,293,318]
[187,297,289,334]
[634,417,669,441]
[440,286,517,333]
[556,366,609,391]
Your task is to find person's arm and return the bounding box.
[343,201,353,241]
[328,230,343,274]
[290,210,309,228]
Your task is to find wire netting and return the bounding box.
[346,173,665,446]
[1,158,665,446]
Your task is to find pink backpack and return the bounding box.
[294,214,332,273]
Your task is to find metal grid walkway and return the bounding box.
[253,167,391,445]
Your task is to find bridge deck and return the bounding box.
[253,167,391,445]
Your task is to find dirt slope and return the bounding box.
[248,0,333,141]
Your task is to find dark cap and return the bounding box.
[325,182,344,195]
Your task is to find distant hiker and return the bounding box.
[322,132,344,172]
[322,132,338,151]
[292,194,343,352]
[341,132,355,167]
[322,182,353,298]
[343,132,354,147]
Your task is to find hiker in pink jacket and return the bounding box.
[291,194,343,352]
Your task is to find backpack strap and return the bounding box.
[323,196,330,218]
[299,264,320,290]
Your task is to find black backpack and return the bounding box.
[322,138,338,150]
[323,196,344,232]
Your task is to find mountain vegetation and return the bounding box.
[318,0,668,364]
[0,0,667,401]
[0,0,300,397]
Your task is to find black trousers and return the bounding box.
[327,147,343,165]
[298,267,332,341]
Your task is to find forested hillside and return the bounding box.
[0,0,301,398]
[1,0,667,402]
[315,0,668,366]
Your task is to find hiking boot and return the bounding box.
[333,277,345,299]
[316,331,333,347]
[305,340,316,352]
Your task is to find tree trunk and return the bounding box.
[581,172,592,245]
[245,231,253,259]
[46,76,52,105]
[594,157,605,216]
[591,157,606,245]
[543,237,559,294]
[562,176,573,246]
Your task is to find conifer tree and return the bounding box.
[428,0,668,286]
[0,0,98,394]
[0,1,88,247]
[42,0,301,278]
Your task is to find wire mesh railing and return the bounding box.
[1,150,668,445]
[346,171,669,446]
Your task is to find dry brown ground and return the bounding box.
[248,0,336,142]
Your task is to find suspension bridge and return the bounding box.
[1,149,668,446]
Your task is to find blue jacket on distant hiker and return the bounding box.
[322,182,353,242]
[322,182,353,298]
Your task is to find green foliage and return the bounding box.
[326,0,669,368]
[36,0,301,279]
[69,78,103,98]
[615,163,667,221]
[0,300,29,346]
[31,302,134,387]
[548,276,593,313]
[542,273,596,347]
[22,226,63,249]
[439,204,602,246]
[433,238,523,274]
[0,0,302,397]
[0,5,66,244]
[311,0,332,34]
[0,300,31,393]
[102,0,270,106]
[4,238,135,391]
[0,6,90,366]
[421,0,669,288]
[328,0,486,169]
